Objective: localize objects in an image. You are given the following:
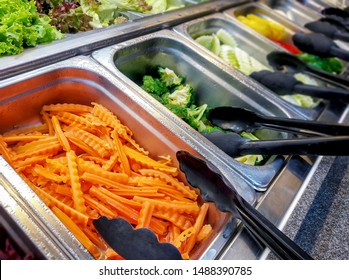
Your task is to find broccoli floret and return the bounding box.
[158,67,184,87]
[163,84,193,107]
[141,75,169,96]
[185,104,208,131]
[165,104,189,119]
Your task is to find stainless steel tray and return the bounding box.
[91,29,319,191]
[224,2,349,74]
[261,0,322,27]
[297,0,346,12]
[0,55,253,260]
[224,2,306,47]
[0,0,248,82]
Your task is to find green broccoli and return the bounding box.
[164,104,189,119]
[158,67,184,87]
[141,75,169,96]
[163,84,193,107]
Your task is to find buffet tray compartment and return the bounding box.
[0,56,246,260]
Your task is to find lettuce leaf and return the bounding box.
[0,0,64,56]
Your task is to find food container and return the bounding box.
[0,55,259,260]
[261,0,322,27]
[172,12,335,118]
[0,0,246,82]
[297,0,345,12]
[224,2,349,76]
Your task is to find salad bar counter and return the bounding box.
[1,0,349,260]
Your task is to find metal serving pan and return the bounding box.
[0,55,255,260]
[172,12,336,119]
[224,2,349,75]
[297,0,346,12]
[0,0,248,82]
[261,0,322,27]
[224,2,306,47]
[91,29,323,193]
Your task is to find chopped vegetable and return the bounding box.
[0,0,64,56]
[195,29,269,75]
[140,67,220,133]
[297,53,344,74]
[237,14,286,41]
[272,40,302,55]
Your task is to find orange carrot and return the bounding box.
[51,115,71,152]
[66,150,87,214]
[136,201,154,229]
[51,206,101,259]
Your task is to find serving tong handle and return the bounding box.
[266,51,349,88]
[176,151,312,260]
[207,106,349,137]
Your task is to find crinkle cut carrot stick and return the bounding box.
[51,115,71,152]
[136,201,154,229]
[34,164,68,183]
[51,206,101,259]
[197,224,213,242]
[91,102,132,135]
[13,142,62,161]
[139,169,197,200]
[80,172,130,190]
[90,186,141,209]
[152,209,193,230]
[12,136,58,154]
[3,124,48,136]
[133,196,200,215]
[2,135,51,143]
[34,187,89,226]
[83,194,116,219]
[123,147,178,176]
[42,103,93,113]
[102,153,119,171]
[66,150,87,214]
[54,111,98,129]
[77,159,129,183]
[64,126,111,158]
[64,133,101,157]
[172,227,195,249]
[13,154,48,171]
[182,203,210,255]
[41,111,54,136]
[89,186,140,224]
[112,130,131,176]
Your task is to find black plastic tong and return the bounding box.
[93,216,182,260]
[292,32,349,61]
[250,69,349,103]
[267,51,349,88]
[176,151,313,260]
[206,106,349,137]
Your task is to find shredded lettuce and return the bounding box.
[0,0,64,56]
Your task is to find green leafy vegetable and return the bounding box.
[297,53,343,74]
[0,0,64,56]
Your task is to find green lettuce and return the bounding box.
[0,0,64,56]
[79,0,151,28]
